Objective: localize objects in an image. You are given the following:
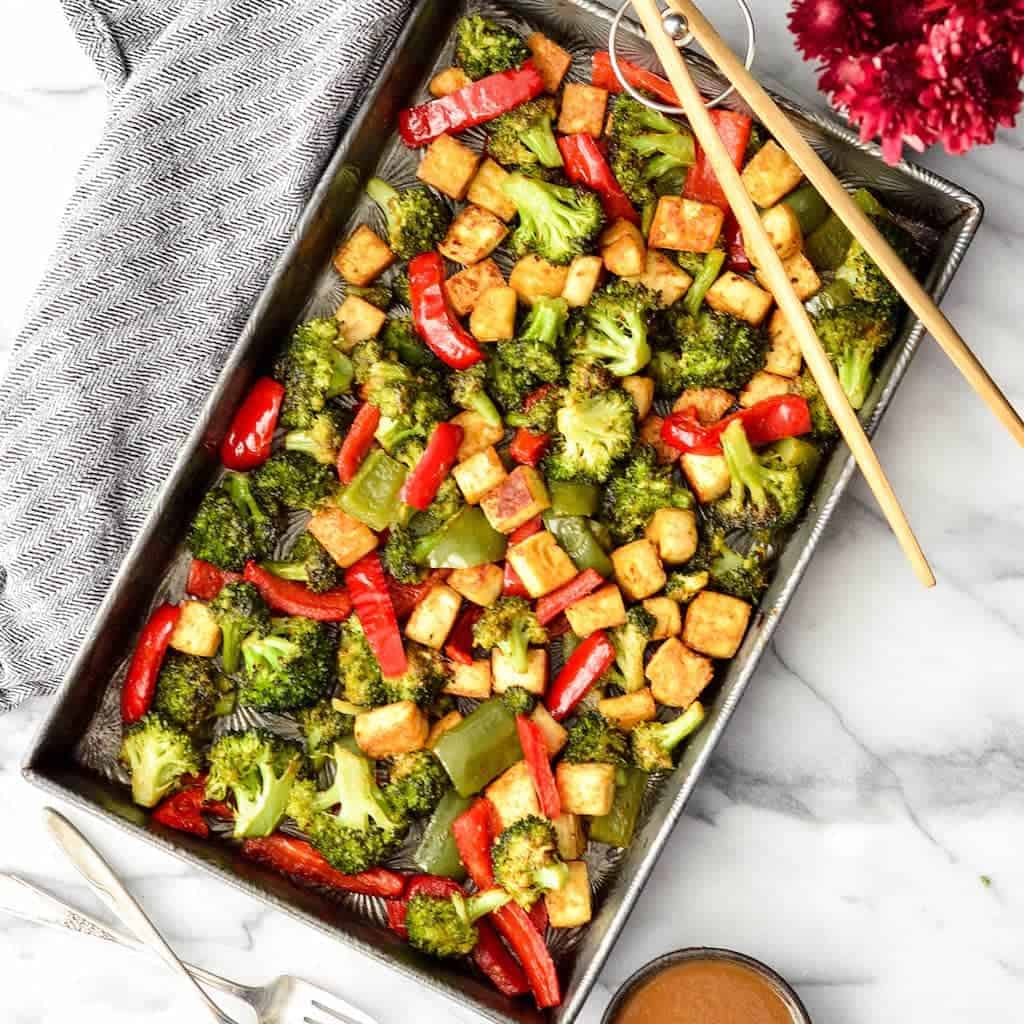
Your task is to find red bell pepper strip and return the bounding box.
[399,422,464,510]
[186,559,242,600]
[546,614,571,638]
[387,571,443,621]
[399,62,545,147]
[337,402,380,485]
[452,799,497,889]
[517,716,561,819]
[445,605,482,665]
[241,835,405,897]
[684,108,754,211]
[558,133,639,225]
[121,603,181,723]
[346,552,408,678]
[592,51,679,106]
[535,568,603,626]
[244,562,352,622]
[474,919,530,997]
[546,629,616,721]
[151,776,210,837]
[409,253,484,370]
[509,427,550,467]
[662,394,812,456]
[491,904,562,1008]
[723,213,752,273]
[502,560,529,598]
[386,899,410,938]
[406,874,462,900]
[528,898,549,936]
[220,377,285,471]
[509,515,544,546]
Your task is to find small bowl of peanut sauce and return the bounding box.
[602,948,811,1024]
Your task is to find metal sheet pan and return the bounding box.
[23,1,983,1022]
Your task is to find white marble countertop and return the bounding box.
[1,2,1023,1022]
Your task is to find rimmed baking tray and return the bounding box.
[22,1,983,1022]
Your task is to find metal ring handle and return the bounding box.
[608,0,757,113]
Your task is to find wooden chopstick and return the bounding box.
[665,0,1024,449]
[628,0,936,587]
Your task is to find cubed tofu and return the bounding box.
[452,446,507,504]
[645,507,699,564]
[506,530,576,598]
[334,294,387,350]
[531,704,568,757]
[611,538,667,602]
[333,225,395,286]
[404,582,462,649]
[556,762,616,816]
[427,710,464,749]
[758,204,803,262]
[672,387,734,423]
[643,597,682,639]
[486,760,540,829]
[683,590,752,659]
[492,648,548,696]
[307,508,378,567]
[452,410,505,461]
[527,32,572,93]
[622,375,654,420]
[470,285,518,341]
[557,83,608,137]
[467,158,517,222]
[601,218,646,277]
[648,197,725,253]
[645,637,714,708]
[740,140,803,207]
[417,134,481,201]
[552,813,586,860]
[480,466,551,534]
[168,601,221,657]
[444,659,493,700]
[448,563,504,607]
[639,414,679,465]
[740,370,792,408]
[705,271,774,325]
[509,255,569,304]
[546,861,592,928]
[680,453,731,504]
[429,66,471,98]
[625,249,692,306]
[444,259,504,317]
[439,206,509,267]
[598,688,657,732]
[766,309,801,378]
[562,254,604,307]
[564,584,627,636]
[756,251,821,301]
[355,701,429,758]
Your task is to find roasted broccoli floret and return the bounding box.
[570,280,657,377]
[631,701,706,772]
[505,383,561,432]
[500,686,538,717]
[379,316,440,369]
[449,363,503,428]
[365,178,451,261]
[492,815,569,909]
[252,450,336,511]
[337,616,385,708]
[664,568,710,604]
[210,580,270,675]
[705,529,773,603]
[380,523,429,584]
[274,318,354,430]
[502,173,605,266]
[660,307,767,391]
[488,98,563,170]
[348,282,394,310]
[283,405,351,465]
[601,445,693,544]
[384,750,449,822]
[488,297,567,412]
[152,651,220,733]
[188,472,280,572]
[544,386,636,484]
[454,14,528,81]
[239,616,335,712]
[814,299,895,410]
[383,642,448,707]
[835,216,915,309]
[563,710,629,765]
[296,699,354,769]
[205,729,304,838]
[472,597,547,674]
[794,368,838,438]
[610,606,656,693]
[406,888,510,958]
[261,532,344,594]
[119,713,201,809]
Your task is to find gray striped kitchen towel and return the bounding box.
[0,0,412,712]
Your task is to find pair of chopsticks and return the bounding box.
[627,0,1024,588]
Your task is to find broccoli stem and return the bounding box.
[720,420,767,508]
[534,862,570,894]
[630,131,695,165]
[523,122,564,169]
[283,431,325,460]
[330,747,401,832]
[505,620,531,674]
[261,560,309,583]
[366,177,400,236]
[468,391,503,428]
[655,702,706,755]
[459,888,511,924]
[220,622,245,675]
[837,347,874,410]
[683,250,727,317]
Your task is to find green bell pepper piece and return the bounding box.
[549,480,600,518]
[414,789,474,879]
[424,506,507,569]
[805,188,887,271]
[542,512,614,577]
[433,698,522,797]
[763,437,822,487]
[804,278,854,317]
[589,767,648,848]
[339,450,407,532]
[781,183,830,235]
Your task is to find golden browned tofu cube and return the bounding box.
[601,218,647,277]
[599,688,657,732]
[334,294,387,350]
[756,251,821,301]
[506,530,576,598]
[404,582,462,649]
[556,762,616,816]
[558,83,608,137]
[621,375,654,420]
[648,197,725,253]
[480,466,552,534]
[645,637,713,708]
[444,659,493,700]
[564,584,627,636]
[486,760,540,829]
[333,225,395,286]
[355,701,429,758]
[639,414,679,465]
[467,158,517,222]
[439,206,508,267]
[470,285,517,342]
[509,255,569,304]
[766,309,801,378]
[417,134,481,201]
[531,704,568,757]
[740,370,792,408]
[611,538,667,601]
[453,446,507,504]
[562,255,604,308]
[427,710,464,749]
[759,204,803,262]
[683,590,752,658]
[546,861,592,928]
[644,597,682,639]
[552,813,586,860]
[527,32,572,93]
[451,410,505,461]
[492,648,548,696]
[680,453,731,504]
[740,140,803,207]
[448,563,504,607]
[705,271,773,325]
[673,387,734,423]
[625,249,692,306]
[429,66,471,98]
[645,507,699,564]
[444,259,504,317]
[308,508,378,567]
[169,601,221,657]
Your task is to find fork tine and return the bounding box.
[306,999,364,1024]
